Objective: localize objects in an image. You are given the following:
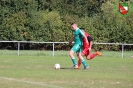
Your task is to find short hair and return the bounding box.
[71,22,76,25]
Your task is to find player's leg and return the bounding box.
[87,51,102,60]
[78,47,89,70]
[77,52,82,69]
[77,48,87,69]
[69,44,80,68]
[77,58,82,69]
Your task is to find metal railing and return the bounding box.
[0,41,133,58]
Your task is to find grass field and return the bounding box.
[0,50,133,88]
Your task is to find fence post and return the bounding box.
[18,42,20,56]
[122,44,124,58]
[52,43,54,57]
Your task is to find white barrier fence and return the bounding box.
[0,41,133,58]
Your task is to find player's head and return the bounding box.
[71,22,78,30]
[80,28,85,33]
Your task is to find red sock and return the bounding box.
[78,59,82,68]
[89,53,97,60]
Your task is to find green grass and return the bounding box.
[0,51,133,88]
[0,50,133,58]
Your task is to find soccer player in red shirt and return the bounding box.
[77,28,102,69]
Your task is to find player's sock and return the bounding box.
[81,59,88,67]
[78,59,82,68]
[89,53,97,60]
[72,58,77,65]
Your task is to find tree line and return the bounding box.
[0,0,133,50]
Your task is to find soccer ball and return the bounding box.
[54,63,60,69]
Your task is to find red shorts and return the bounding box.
[82,48,90,56]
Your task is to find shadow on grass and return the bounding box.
[60,67,72,69]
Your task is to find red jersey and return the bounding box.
[83,33,90,48]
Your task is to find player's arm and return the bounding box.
[79,30,89,44]
[84,36,89,45]
[69,36,74,45]
[88,36,93,51]
[89,41,93,48]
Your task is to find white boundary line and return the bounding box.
[0,77,63,88]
